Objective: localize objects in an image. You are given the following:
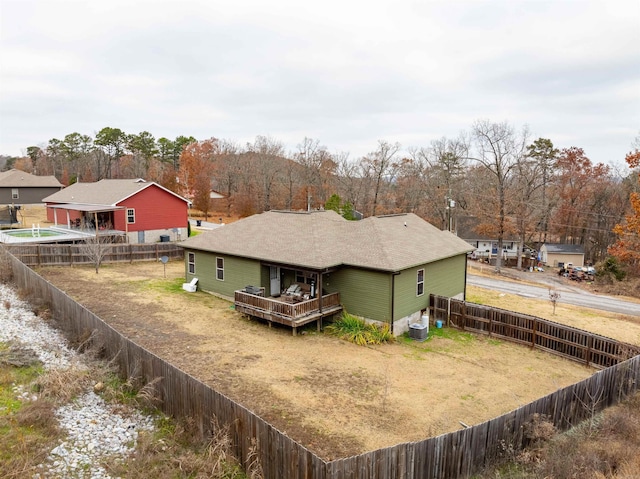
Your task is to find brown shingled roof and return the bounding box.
[182,210,473,272]
[42,178,189,205]
[0,169,62,188]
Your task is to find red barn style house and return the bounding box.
[42,179,190,243]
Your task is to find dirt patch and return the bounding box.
[35,261,598,460]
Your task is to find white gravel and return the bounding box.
[0,283,155,479]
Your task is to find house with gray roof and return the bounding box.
[181,210,473,335]
[456,215,522,260]
[42,178,190,244]
[539,243,585,268]
[0,169,63,205]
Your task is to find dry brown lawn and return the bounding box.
[35,260,607,461]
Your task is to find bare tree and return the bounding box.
[470,120,529,271]
[81,234,114,274]
[211,140,243,217]
[548,288,560,315]
[294,137,336,208]
[395,150,429,216]
[526,138,558,243]
[247,136,285,211]
[334,152,369,217]
[362,140,401,216]
[512,153,544,268]
[424,135,469,230]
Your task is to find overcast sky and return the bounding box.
[1,0,638,166]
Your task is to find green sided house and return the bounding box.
[181,210,473,335]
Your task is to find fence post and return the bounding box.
[532,318,537,349]
[586,334,593,367]
[68,244,73,266]
[429,294,434,322]
[130,243,133,264]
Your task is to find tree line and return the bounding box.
[4,122,639,273]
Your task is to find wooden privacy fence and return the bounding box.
[430,294,640,369]
[3,249,640,479]
[4,243,184,266]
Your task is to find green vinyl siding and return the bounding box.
[327,268,391,322]
[424,254,466,298]
[184,250,261,298]
[393,266,429,321]
[393,254,466,321]
[260,267,271,296]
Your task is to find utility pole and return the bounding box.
[445,189,456,232]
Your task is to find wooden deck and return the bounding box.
[234,290,342,335]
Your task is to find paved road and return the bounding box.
[467,274,640,317]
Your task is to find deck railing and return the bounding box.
[235,291,340,319]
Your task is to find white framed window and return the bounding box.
[416,269,424,296]
[188,252,195,274]
[127,208,135,224]
[12,188,19,199]
[216,257,224,281]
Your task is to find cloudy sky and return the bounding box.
[1,0,638,165]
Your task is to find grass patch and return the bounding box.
[429,326,475,343]
[1,349,250,479]
[106,414,248,479]
[139,276,185,295]
[467,285,640,346]
[0,357,62,478]
[325,312,394,345]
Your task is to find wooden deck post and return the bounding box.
[317,273,323,313]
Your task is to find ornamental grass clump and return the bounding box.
[326,312,394,345]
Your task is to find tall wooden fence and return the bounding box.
[3,249,639,479]
[4,243,184,266]
[429,294,640,368]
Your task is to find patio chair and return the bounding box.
[182,277,198,292]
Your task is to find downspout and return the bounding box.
[390,271,400,334]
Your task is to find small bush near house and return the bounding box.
[326,312,394,345]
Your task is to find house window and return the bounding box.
[216,257,224,281]
[295,270,316,285]
[417,269,424,296]
[127,208,135,224]
[188,252,195,274]
[12,189,19,199]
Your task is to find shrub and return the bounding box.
[326,312,394,345]
[596,256,627,282]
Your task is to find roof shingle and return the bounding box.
[42,179,189,205]
[182,210,474,272]
[0,169,62,188]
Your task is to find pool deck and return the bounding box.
[0,226,98,244]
